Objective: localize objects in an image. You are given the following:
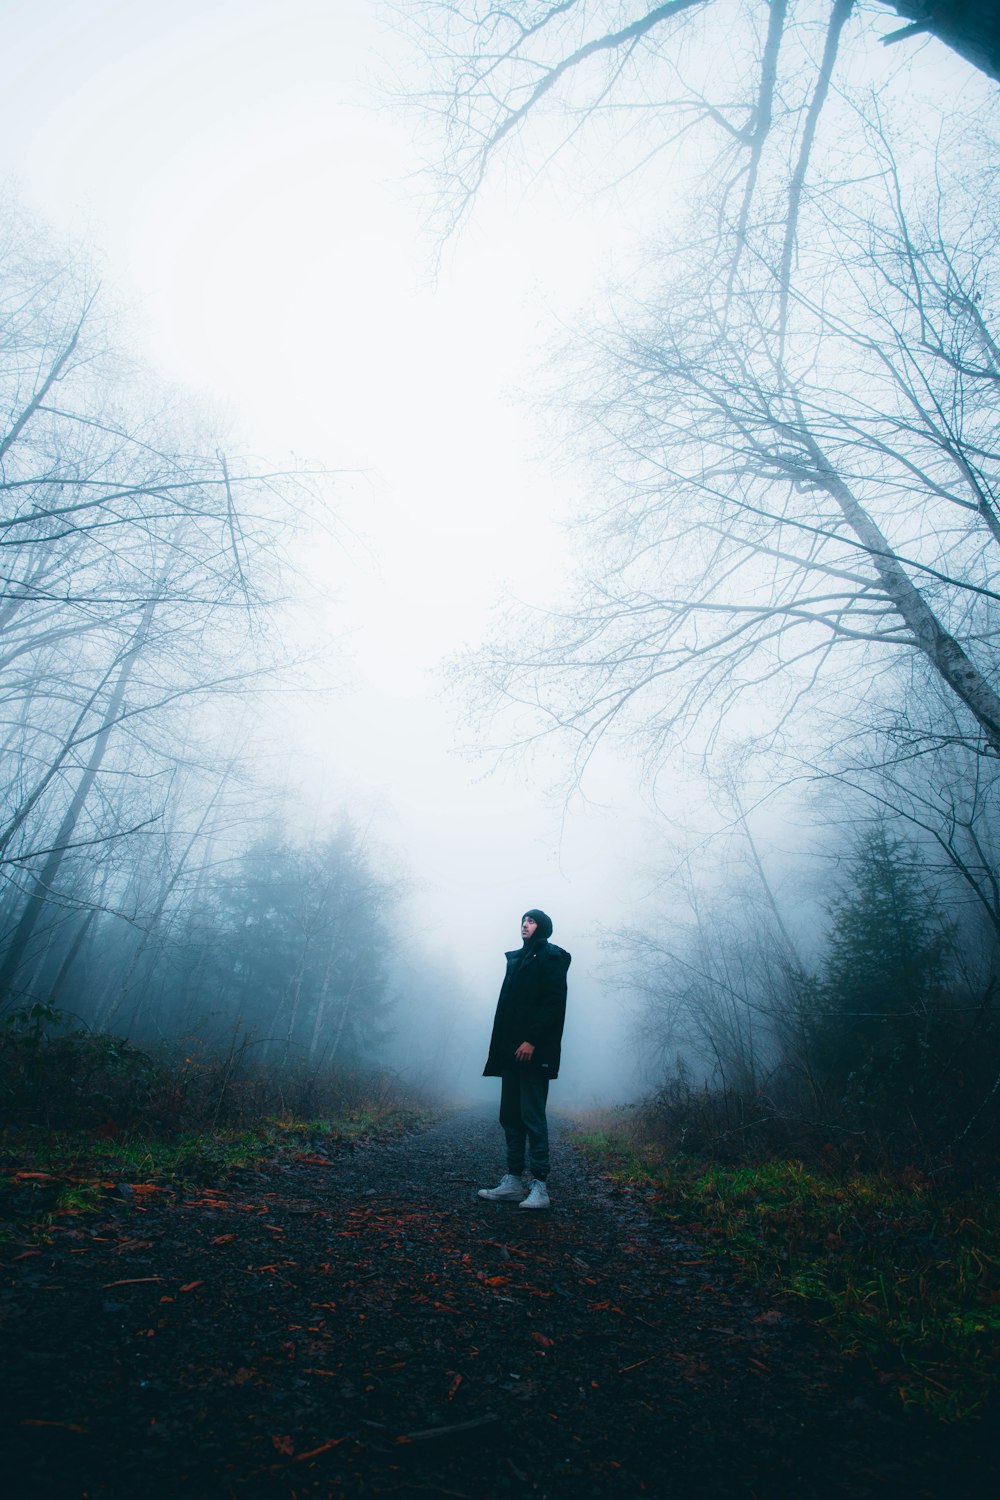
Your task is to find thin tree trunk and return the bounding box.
[103,761,238,1035]
[0,601,155,1007]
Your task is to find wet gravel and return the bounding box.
[1,1105,994,1498]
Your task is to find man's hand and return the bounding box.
[515,1042,535,1063]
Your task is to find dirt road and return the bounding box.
[1,1106,993,1498]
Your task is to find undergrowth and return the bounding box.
[572,1116,998,1423]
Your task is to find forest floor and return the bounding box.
[1,1106,995,1500]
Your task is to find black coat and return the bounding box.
[483,941,571,1080]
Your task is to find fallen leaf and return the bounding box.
[294,1437,346,1462]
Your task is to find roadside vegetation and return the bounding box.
[0,1011,438,1252]
[572,1102,998,1424]
[568,823,1000,1424]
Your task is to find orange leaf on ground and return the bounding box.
[295,1438,346,1462]
[14,1171,53,1181]
[101,1278,162,1289]
[271,1434,295,1456]
[210,1234,235,1245]
[447,1374,463,1400]
[178,1281,203,1293]
[531,1333,554,1347]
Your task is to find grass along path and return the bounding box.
[1,1106,995,1499]
[0,1107,435,1251]
[572,1124,999,1422]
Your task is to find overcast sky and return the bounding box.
[1,0,669,1098]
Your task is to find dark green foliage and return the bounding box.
[0,1005,159,1130]
[634,825,1000,1165]
[806,827,958,1135]
[0,1008,431,1137]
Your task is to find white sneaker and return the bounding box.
[518,1180,550,1210]
[477,1173,526,1201]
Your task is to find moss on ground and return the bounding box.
[572,1123,999,1422]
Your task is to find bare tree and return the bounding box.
[803,689,1000,945]
[619,835,804,1097]
[0,216,327,1012]
[458,141,1000,785]
[403,1,997,257]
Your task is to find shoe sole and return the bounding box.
[477,1191,524,1201]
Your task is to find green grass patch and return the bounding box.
[0,1105,434,1251]
[573,1124,998,1422]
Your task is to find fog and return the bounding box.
[1,0,997,1136]
[0,0,660,1105]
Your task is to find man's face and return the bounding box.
[521,916,538,940]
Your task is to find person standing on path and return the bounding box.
[478,909,570,1210]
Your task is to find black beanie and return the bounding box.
[521,909,553,942]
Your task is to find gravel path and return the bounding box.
[1,1106,993,1498]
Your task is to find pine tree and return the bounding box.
[810,826,953,1128]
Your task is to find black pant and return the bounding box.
[499,1070,550,1181]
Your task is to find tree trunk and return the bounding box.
[880,1,1000,83]
[0,602,154,1008]
[806,441,1000,751]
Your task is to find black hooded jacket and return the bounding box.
[483,911,571,1080]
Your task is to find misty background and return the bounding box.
[1,0,659,1106]
[1,0,998,1148]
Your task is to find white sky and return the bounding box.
[0,0,657,1099]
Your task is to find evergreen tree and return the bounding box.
[810,826,953,1130]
